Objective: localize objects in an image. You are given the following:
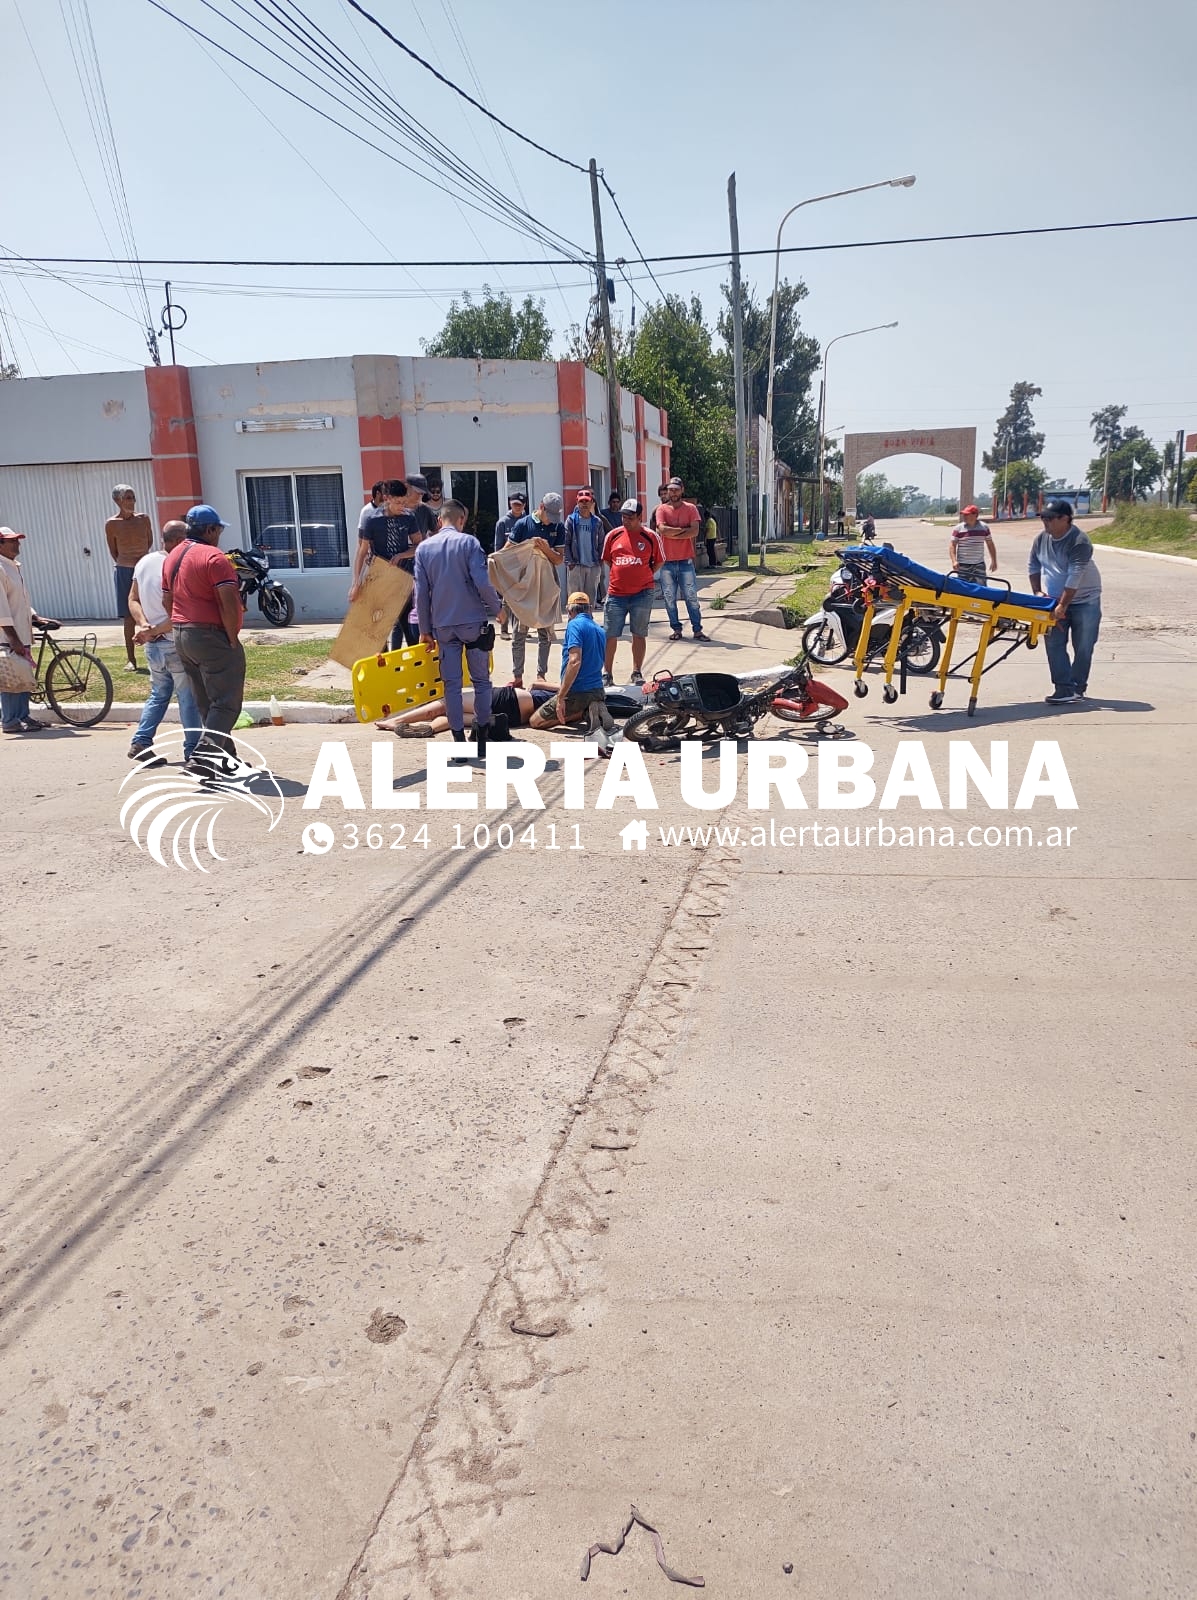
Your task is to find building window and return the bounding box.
[243,471,348,571]
[589,467,606,506]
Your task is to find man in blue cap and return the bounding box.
[1028,499,1102,704]
[162,504,247,771]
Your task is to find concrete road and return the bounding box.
[2,520,1194,1598]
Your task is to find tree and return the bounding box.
[617,294,735,506]
[991,458,1047,507]
[715,279,820,475]
[1085,435,1162,502]
[422,287,553,361]
[982,381,1045,472]
[855,471,905,518]
[1090,404,1128,452]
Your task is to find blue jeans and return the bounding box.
[2,690,32,731]
[659,560,702,633]
[132,637,203,756]
[603,589,653,640]
[436,625,492,733]
[1044,596,1101,694]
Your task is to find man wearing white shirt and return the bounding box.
[127,521,203,765]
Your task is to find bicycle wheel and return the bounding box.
[45,649,114,727]
[623,706,694,751]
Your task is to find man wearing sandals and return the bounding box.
[654,477,708,641]
[0,527,59,734]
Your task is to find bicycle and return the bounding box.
[31,624,114,728]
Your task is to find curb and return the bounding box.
[1089,541,1197,567]
[102,700,359,726]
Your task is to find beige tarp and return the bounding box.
[329,560,414,669]
[488,541,561,631]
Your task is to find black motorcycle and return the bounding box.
[228,547,295,627]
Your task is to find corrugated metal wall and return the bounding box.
[0,459,157,619]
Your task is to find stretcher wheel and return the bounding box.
[882,685,899,705]
[929,691,944,709]
[853,682,868,699]
[1026,637,1038,650]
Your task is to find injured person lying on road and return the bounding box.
[377,684,558,736]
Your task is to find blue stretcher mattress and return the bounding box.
[840,545,1054,612]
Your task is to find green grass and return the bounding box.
[778,551,841,627]
[86,638,353,704]
[1090,502,1197,557]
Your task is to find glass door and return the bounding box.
[447,469,501,550]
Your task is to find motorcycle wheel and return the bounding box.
[623,706,695,751]
[801,620,850,666]
[259,585,295,627]
[901,622,940,675]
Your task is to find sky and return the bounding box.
[2,0,1195,497]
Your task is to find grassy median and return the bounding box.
[87,637,353,705]
[1091,503,1197,557]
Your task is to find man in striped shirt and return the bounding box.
[948,505,997,583]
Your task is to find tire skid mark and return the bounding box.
[338,830,744,1598]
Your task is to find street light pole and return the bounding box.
[763,175,914,549]
[816,321,899,536]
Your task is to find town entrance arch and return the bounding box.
[843,426,976,515]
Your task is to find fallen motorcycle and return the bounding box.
[622,661,850,751]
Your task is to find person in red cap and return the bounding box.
[0,527,60,733]
[949,505,997,583]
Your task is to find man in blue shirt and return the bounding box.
[1028,499,1102,703]
[564,487,606,604]
[415,498,502,747]
[528,591,615,754]
[505,492,565,684]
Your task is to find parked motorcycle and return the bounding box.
[229,546,295,628]
[623,662,850,751]
[801,557,943,673]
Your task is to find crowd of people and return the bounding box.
[0,479,1103,748]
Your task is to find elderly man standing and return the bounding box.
[163,504,246,771]
[127,520,203,765]
[505,491,565,686]
[0,527,59,735]
[564,487,607,605]
[415,498,502,750]
[1028,499,1102,704]
[105,485,154,671]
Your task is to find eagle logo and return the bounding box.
[118,731,285,872]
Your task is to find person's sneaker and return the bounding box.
[668,630,683,641]
[630,670,645,686]
[692,630,710,641]
[15,717,48,732]
[393,720,436,737]
[128,743,167,767]
[1044,689,1080,704]
[601,671,613,687]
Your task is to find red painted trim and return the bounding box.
[634,393,646,504]
[658,406,670,480]
[146,365,203,526]
[557,361,589,514]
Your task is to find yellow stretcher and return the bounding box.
[350,641,491,723]
[840,545,1057,718]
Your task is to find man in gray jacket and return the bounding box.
[1028,499,1102,704]
[415,499,502,747]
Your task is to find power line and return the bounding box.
[599,175,670,304]
[146,0,587,260]
[340,0,587,175]
[27,209,1197,271]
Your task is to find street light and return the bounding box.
[762,175,915,550]
[816,321,899,536]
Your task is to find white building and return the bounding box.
[0,355,671,619]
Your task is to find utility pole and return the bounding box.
[589,160,624,500]
[1176,428,1185,508]
[1101,435,1112,513]
[728,173,750,571]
